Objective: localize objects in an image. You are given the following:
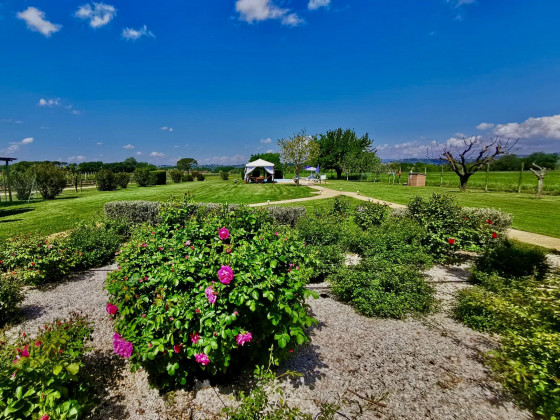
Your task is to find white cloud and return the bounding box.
[97,142,103,145]
[493,114,560,140]
[150,151,165,157]
[200,154,247,165]
[236,0,303,26]
[17,7,61,37]
[260,137,272,144]
[265,149,274,153]
[308,0,330,10]
[71,110,82,115]
[75,3,116,28]
[447,0,476,7]
[38,98,61,107]
[136,151,143,156]
[0,137,34,155]
[476,122,494,130]
[123,144,134,149]
[161,126,174,132]
[68,155,87,162]
[122,25,155,41]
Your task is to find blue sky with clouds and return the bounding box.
[1,0,559,165]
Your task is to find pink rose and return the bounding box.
[106,303,118,315]
[205,286,217,304]
[217,265,234,285]
[218,227,230,240]
[195,353,210,365]
[236,332,253,346]
[190,332,200,343]
[113,333,133,358]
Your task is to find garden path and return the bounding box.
[250,183,560,251]
[7,264,531,419]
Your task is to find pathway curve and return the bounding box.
[250,183,560,251]
[7,264,531,419]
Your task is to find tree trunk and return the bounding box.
[536,178,543,199]
[295,167,300,186]
[459,174,471,191]
[336,168,342,179]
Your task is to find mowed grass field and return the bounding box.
[322,180,560,238]
[292,170,560,194]
[0,179,314,240]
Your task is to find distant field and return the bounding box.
[0,179,314,240]
[283,170,560,194]
[322,180,560,238]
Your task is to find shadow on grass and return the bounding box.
[0,218,23,224]
[0,207,34,219]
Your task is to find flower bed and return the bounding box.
[105,200,318,388]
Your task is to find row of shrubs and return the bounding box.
[10,162,68,200]
[0,219,129,325]
[294,194,511,319]
[454,240,558,418]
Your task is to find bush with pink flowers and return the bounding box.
[105,198,318,388]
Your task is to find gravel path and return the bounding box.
[6,264,531,419]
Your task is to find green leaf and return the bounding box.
[53,365,63,376]
[66,363,80,375]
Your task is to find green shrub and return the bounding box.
[95,169,117,191]
[0,273,24,325]
[0,222,126,286]
[11,167,36,201]
[329,196,351,217]
[151,170,167,185]
[63,221,125,270]
[407,193,504,259]
[463,207,512,232]
[455,259,559,418]
[104,200,161,224]
[133,167,153,187]
[0,235,72,285]
[353,202,390,230]
[220,171,229,181]
[183,174,194,182]
[471,239,549,282]
[196,173,205,181]
[490,331,560,418]
[115,172,130,189]
[0,313,94,419]
[329,260,434,319]
[169,169,183,183]
[35,163,67,199]
[266,206,306,227]
[296,213,347,246]
[307,245,345,283]
[105,198,318,388]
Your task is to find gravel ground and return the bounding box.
[6,263,532,419]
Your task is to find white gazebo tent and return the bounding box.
[244,158,275,183]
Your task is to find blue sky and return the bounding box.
[1,0,559,165]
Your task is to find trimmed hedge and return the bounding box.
[104,200,307,228]
[95,169,117,191]
[266,206,306,227]
[104,201,161,224]
[115,172,130,188]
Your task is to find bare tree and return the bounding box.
[529,163,548,199]
[434,136,517,191]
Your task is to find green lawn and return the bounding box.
[0,180,314,240]
[322,180,560,238]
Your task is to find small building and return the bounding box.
[408,173,426,187]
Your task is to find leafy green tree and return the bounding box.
[177,158,198,173]
[523,152,558,170]
[277,130,320,185]
[317,128,372,179]
[35,162,67,199]
[491,154,523,171]
[249,153,282,168]
[77,161,103,173]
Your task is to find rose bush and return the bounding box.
[105,199,318,388]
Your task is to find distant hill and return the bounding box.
[381,158,443,165]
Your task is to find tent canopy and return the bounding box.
[245,158,275,177]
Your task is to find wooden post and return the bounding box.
[484,163,489,192]
[440,165,443,187]
[5,161,12,202]
[517,162,524,193]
